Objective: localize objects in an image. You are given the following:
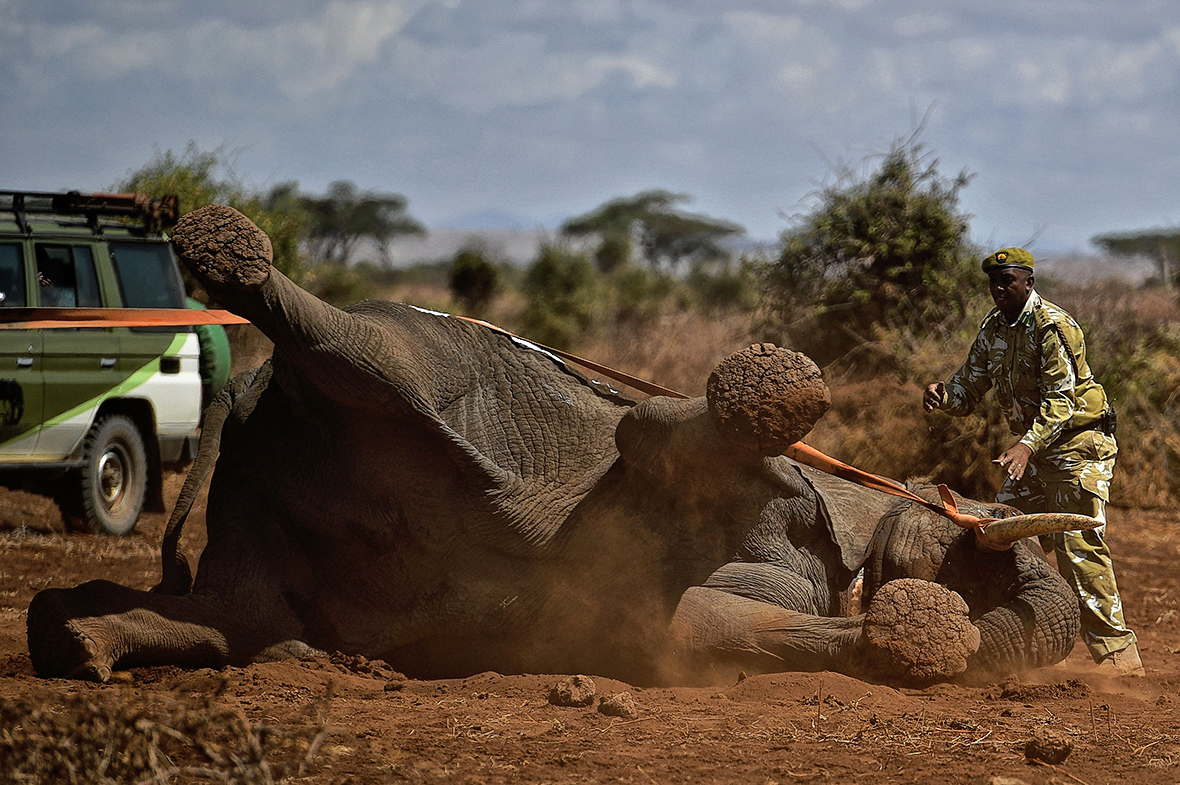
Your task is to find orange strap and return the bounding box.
[0,307,249,329]
[782,442,990,530]
[0,306,985,528]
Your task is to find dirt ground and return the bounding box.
[2,474,1179,784]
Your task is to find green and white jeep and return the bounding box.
[0,190,225,535]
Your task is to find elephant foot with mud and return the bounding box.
[28,205,1084,688]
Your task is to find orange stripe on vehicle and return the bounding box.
[0,308,250,329]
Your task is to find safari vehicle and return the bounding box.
[0,190,206,535]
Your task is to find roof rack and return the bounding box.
[0,190,179,236]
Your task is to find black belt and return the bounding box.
[1057,408,1117,440]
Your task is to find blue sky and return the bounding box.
[2,0,1178,252]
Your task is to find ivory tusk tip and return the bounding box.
[975,511,1101,551]
[997,512,1102,532]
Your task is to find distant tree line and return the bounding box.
[116,144,425,297]
[118,140,1176,345]
[117,143,758,340]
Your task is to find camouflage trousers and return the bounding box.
[996,430,1137,661]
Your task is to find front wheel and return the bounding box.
[77,415,148,536]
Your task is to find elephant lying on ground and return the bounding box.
[27,206,1084,687]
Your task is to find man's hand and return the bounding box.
[923,382,946,412]
[994,442,1033,481]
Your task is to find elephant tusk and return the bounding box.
[974,512,1101,552]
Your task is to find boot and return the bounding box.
[1095,643,1145,677]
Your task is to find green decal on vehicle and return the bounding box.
[35,332,191,433]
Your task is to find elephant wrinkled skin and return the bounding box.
[26,206,1080,687]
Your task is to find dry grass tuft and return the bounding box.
[0,684,335,784]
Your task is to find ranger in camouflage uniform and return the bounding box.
[923,247,1143,676]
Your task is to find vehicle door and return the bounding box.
[34,241,123,458]
[0,241,43,456]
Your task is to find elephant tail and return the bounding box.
[153,365,260,595]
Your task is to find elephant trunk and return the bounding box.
[172,205,403,411]
[968,549,1081,674]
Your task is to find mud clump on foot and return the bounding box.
[862,578,980,686]
[706,343,830,455]
[549,675,596,707]
[1024,726,1072,764]
[172,205,272,290]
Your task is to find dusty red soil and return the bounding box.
[2,474,1179,784]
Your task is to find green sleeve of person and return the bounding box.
[186,297,233,401]
[942,322,994,417]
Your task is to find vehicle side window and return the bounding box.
[34,244,102,308]
[0,244,26,307]
[109,242,186,308]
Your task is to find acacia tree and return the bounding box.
[560,190,744,272]
[1091,229,1180,290]
[765,140,979,364]
[300,180,426,267]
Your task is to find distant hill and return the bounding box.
[363,230,1156,284]
[382,228,553,267]
[374,229,775,268]
[1033,251,1155,285]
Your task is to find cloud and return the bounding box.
[2,0,1179,246]
[382,6,680,113]
[892,12,954,37]
[7,1,424,100]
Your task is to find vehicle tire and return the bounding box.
[78,414,148,536]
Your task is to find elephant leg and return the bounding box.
[668,585,863,679]
[26,580,305,682]
[670,577,985,686]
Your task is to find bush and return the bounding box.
[687,257,761,314]
[520,243,606,349]
[448,247,501,316]
[765,139,978,365]
[610,264,678,323]
[115,143,308,295]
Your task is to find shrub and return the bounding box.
[687,257,761,314]
[448,247,501,316]
[520,243,606,349]
[610,264,678,323]
[765,139,978,365]
[115,143,308,293]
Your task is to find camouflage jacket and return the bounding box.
[941,291,1109,455]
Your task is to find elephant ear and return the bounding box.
[786,458,897,572]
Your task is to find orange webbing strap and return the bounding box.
[0,307,249,329]
[782,442,990,530]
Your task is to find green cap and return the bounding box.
[981,247,1034,273]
